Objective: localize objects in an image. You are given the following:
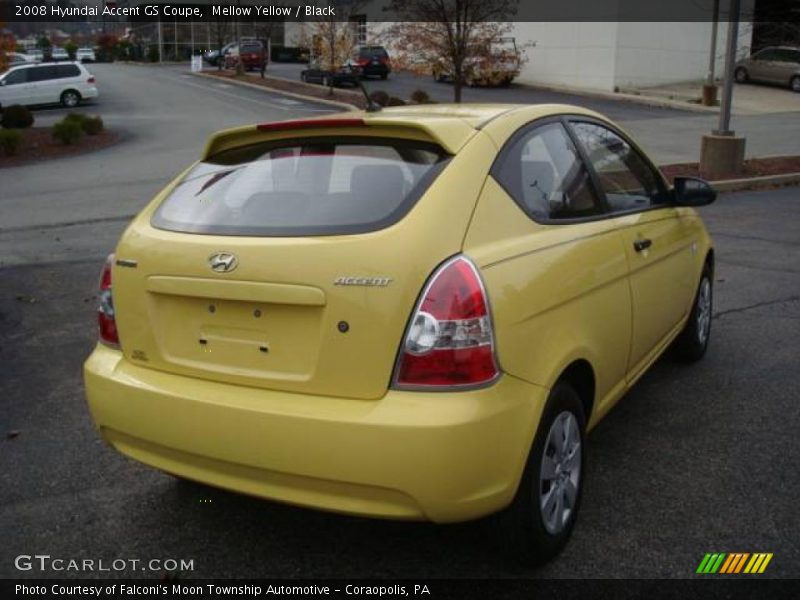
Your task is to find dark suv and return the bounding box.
[225,41,267,71]
[353,46,391,79]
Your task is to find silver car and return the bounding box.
[735,46,800,92]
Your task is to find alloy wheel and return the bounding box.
[539,411,582,535]
[696,277,712,345]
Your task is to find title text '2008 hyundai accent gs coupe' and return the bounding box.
[84,104,715,564]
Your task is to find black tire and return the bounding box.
[791,76,800,93]
[497,381,586,566]
[672,263,713,362]
[380,73,388,80]
[300,72,307,83]
[60,90,81,108]
[734,67,749,83]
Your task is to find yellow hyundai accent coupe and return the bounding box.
[84,104,715,563]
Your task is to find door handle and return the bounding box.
[633,238,652,252]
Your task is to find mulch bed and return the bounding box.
[0,127,120,168]
[203,69,368,109]
[661,155,800,181]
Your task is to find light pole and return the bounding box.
[715,0,740,136]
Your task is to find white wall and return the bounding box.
[513,22,620,91]
[513,19,754,92]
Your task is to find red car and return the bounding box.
[224,41,267,71]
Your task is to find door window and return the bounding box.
[571,122,666,213]
[492,122,601,221]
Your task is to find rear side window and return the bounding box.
[152,137,449,236]
[492,122,601,221]
[55,65,81,78]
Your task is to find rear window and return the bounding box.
[152,137,450,236]
[360,47,388,58]
[240,43,263,52]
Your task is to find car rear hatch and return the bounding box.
[110,113,499,400]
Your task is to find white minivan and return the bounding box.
[0,62,98,108]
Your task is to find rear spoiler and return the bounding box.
[201,115,477,160]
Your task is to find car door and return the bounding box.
[25,65,56,104]
[569,120,696,381]
[749,48,783,83]
[463,119,633,423]
[0,67,32,105]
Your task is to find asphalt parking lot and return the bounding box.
[0,64,798,580]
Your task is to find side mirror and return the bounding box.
[673,176,717,207]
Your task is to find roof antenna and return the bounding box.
[357,78,382,113]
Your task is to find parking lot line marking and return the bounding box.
[216,83,232,89]
[177,78,334,113]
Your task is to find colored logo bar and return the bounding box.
[697,553,773,574]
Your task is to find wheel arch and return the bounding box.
[555,359,596,424]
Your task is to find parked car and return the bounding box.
[735,46,800,92]
[51,47,69,62]
[350,45,391,79]
[76,47,96,63]
[84,104,716,565]
[433,37,521,86]
[224,41,267,71]
[204,42,236,67]
[300,62,361,87]
[26,49,44,63]
[0,62,98,107]
[6,53,34,68]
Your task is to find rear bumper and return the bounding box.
[84,344,547,522]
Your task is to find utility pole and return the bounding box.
[702,0,720,105]
[715,0,740,136]
[699,0,746,178]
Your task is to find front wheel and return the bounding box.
[734,67,749,83]
[791,76,800,93]
[672,264,713,362]
[498,381,586,565]
[60,90,81,108]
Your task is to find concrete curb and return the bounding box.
[711,171,800,192]
[521,82,719,114]
[191,71,358,111]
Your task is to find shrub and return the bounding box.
[64,113,88,126]
[1,105,34,129]
[0,129,23,156]
[83,116,104,135]
[63,113,104,135]
[52,119,84,145]
[147,45,159,63]
[410,89,431,104]
[369,90,390,107]
[386,96,407,106]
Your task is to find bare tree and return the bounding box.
[306,1,365,94]
[384,0,520,102]
[209,18,232,71]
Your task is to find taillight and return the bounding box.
[97,254,119,346]
[393,256,499,389]
[87,76,95,84]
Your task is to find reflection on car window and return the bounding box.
[572,122,664,213]
[494,122,601,221]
